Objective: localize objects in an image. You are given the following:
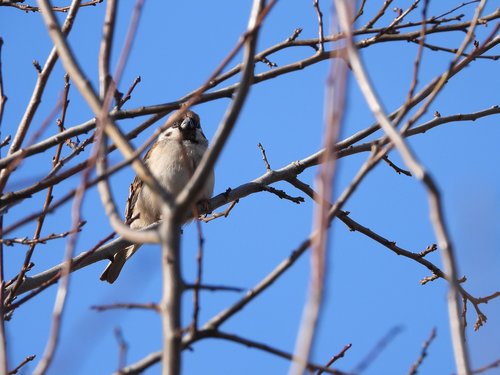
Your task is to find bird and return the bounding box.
[100,109,214,283]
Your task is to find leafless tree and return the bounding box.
[0,1,498,374]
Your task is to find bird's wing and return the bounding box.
[124,175,142,225]
[124,144,156,224]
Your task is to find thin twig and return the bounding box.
[382,155,412,176]
[0,136,10,149]
[210,330,346,375]
[470,359,500,375]
[114,327,128,372]
[117,76,141,109]
[432,1,480,21]
[316,343,352,375]
[418,244,437,258]
[354,0,366,22]
[400,2,497,134]
[361,0,393,30]
[352,326,403,373]
[261,185,304,204]
[257,142,271,171]
[409,39,499,60]
[0,235,8,375]
[184,283,244,293]
[406,0,429,104]
[118,329,348,375]
[8,355,36,375]
[201,200,238,223]
[0,95,64,193]
[407,327,437,375]
[0,36,8,375]
[312,0,325,52]
[91,303,158,312]
[98,0,116,100]
[190,217,205,334]
[0,37,6,128]
[374,0,421,38]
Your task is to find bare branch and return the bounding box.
[114,327,128,373]
[353,0,366,22]
[36,0,173,222]
[0,0,82,194]
[382,155,412,176]
[184,283,244,293]
[335,1,472,372]
[200,200,238,223]
[0,37,6,128]
[118,330,349,375]
[0,0,103,12]
[209,331,346,375]
[291,0,346,369]
[470,359,500,375]
[32,124,92,375]
[316,343,352,375]
[432,1,481,21]
[407,328,437,375]
[91,303,158,312]
[257,142,272,171]
[2,5,498,374]
[5,232,116,312]
[418,244,438,258]
[189,218,205,334]
[0,36,8,375]
[0,136,10,149]
[5,74,72,307]
[158,2,271,373]
[0,10,498,177]
[312,0,325,52]
[405,0,428,104]
[361,0,393,30]
[2,103,497,221]
[352,326,403,373]
[261,185,304,204]
[8,355,36,375]
[174,0,275,215]
[117,76,141,110]
[98,0,116,100]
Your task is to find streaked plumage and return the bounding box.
[100,110,214,283]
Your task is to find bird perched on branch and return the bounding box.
[100,110,214,283]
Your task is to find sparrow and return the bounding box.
[100,110,214,283]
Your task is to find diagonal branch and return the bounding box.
[335,1,472,373]
[37,0,165,245]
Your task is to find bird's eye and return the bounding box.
[172,122,179,129]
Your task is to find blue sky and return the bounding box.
[0,1,499,374]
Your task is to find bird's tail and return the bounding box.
[100,244,140,284]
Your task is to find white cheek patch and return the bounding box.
[159,127,183,141]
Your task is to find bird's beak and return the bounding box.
[180,117,197,142]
